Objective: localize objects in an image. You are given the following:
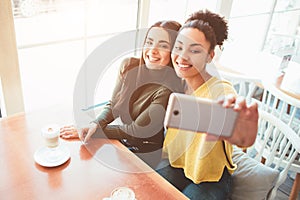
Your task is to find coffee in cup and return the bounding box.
[41,124,60,148]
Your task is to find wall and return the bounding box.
[0,0,24,116]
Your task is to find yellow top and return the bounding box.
[163,77,237,184]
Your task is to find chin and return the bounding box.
[175,71,184,79]
[146,63,164,70]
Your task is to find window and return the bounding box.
[13,0,138,112]
[13,0,300,113]
[263,0,300,63]
[225,0,274,52]
[225,0,300,64]
[147,0,217,25]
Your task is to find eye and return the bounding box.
[173,46,182,51]
[190,48,208,55]
[159,44,170,49]
[190,47,204,54]
[190,50,200,53]
[145,40,153,46]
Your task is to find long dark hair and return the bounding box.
[140,20,182,68]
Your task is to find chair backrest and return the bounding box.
[207,63,261,104]
[250,109,300,199]
[260,81,300,134]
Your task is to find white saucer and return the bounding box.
[34,144,70,167]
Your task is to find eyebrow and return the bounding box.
[176,40,204,48]
[146,37,170,44]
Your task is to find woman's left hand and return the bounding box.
[219,95,259,147]
[205,94,258,147]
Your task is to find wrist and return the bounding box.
[89,121,99,129]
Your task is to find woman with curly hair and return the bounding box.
[157,10,258,199]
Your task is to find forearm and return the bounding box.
[90,124,125,140]
[93,105,115,128]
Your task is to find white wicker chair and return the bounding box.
[257,81,300,199]
[248,109,300,199]
[259,81,300,133]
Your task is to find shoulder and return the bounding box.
[143,83,173,95]
[153,85,173,101]
[209,77,232,87]
[120,57,140,75]
[139,84,173,100]
[207,77,237,98]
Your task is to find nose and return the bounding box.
[175,49,189,61]
[175,55,188,64]
[149,46,159,54]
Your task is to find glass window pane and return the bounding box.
[227,14,270,51]
[186,0,217,14]
[230,0,273,17]
[264,9,300,63]
[13,0,138,112]
[225,0,273,53]
[86,0,138,35]
[13,0,86,46]
[275,0,300,11]
[148,0,187,24]
[18,41,84,112]
[13,0,138,47]
[148,0,217,25]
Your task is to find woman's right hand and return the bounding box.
[60,125,79,139]
[60,122,98,143]
[80,122,98,143]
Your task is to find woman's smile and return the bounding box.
[146,54,161,63]
[176,62,192,70]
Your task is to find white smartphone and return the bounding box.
[164,93,239,137]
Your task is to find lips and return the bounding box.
[147,55,160,62]
[176,62,192,69]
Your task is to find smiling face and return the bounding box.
[142,27,172,69]
[172,27,214,89]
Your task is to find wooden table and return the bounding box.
[0,106,188,200]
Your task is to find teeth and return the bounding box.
[178,63,191,68]
[148,56,160,62]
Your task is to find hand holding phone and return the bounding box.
[164,93,239,137]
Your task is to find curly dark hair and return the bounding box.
[183,9,228,51]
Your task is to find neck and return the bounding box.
[185,71,212,93]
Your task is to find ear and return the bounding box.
[207,57,212,63]
[207,51,215,63]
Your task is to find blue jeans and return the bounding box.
[156,160,232,200]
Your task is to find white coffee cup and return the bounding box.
[41,124,60,148]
